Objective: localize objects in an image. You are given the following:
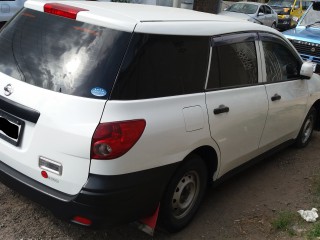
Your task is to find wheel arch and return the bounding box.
[311,100,320,131]
[187,146,219,184]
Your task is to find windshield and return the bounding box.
[226,3,258,14]
[300,6,320,26]
[0,9,132,99]
[267,0,294,8]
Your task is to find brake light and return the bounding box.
[44,3,88,19]
[72,216,92,226]
[91,119,146,160]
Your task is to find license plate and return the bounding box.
[0,109,25,146]
[312,63,317,72]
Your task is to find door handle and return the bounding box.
[214,105,229,115]
[271,94,281,101]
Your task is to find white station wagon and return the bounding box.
[0,0,319,233]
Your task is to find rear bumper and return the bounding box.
[0,160,179,226]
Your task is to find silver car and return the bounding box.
[0,0,26,24]
[219,1,278,28]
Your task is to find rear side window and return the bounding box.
[207,41,258,89]
[111,34,210,100]
[0,9,131,99]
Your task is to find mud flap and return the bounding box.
[134,204,160,236]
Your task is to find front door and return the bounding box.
[258,33,309,149]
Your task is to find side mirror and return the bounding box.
[300,61,314,79]
[258,12,264,16]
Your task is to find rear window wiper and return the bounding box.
[306,21,320,28]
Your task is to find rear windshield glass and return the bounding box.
[0,9,131,99]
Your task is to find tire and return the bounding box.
[159,154,208,233]
[271,22,276,29]
[295,107,317,148]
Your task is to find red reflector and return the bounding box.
[72,216,92,226]
[91,119,146,160]
[41,171,48,178]
[44,3,88,19]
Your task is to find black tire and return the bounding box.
[159,154,207,233]
[295,107,317,148]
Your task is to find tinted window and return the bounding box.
[207,41,258,89]
[0,9,131,99]
[262,41,300,82]
[264,5,272,14]
[111,34,210,100]
[226,3,258,14]
[259,6,264,13]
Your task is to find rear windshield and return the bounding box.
[0,9,132,99]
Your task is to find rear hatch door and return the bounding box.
[0,8,132,195]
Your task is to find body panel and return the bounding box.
[259,80,309,148]
[0,73,106,194]
[90,94,219,175]
[205,86,269,177]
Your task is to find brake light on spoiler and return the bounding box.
[44,3,88,19]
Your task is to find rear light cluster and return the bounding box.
[91,120,146,160]
[72,216,92,226]
[44,3,88,19]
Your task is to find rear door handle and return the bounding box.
[214,105,229,115]
[271,94,281,101]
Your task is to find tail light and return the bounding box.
[91,119,146,160]
[44,3,88,19]
[72,216,92,226]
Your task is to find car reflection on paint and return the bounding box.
[0,0,27,26]
[219,1,278,28]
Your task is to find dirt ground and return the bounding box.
[1,133,320,240]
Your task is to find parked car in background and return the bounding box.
[267,0,311,30]
[219,1,278,28]
[283,1,320,73]
[0,0,26,27]
[0,0,320,234]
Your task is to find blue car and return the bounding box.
[283,1,320,73]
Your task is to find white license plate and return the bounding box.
[0,109,25,146]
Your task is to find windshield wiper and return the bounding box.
[306,21,320,28]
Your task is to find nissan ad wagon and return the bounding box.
[0,0,320,233]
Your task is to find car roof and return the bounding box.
[232,1,263,6]
[25,0,281,35]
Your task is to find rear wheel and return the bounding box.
[159,154,207,232]
[295,107,317,148]
[271,22,276,28]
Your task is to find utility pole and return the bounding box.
[193,0,222,14]
[172,0,182,7]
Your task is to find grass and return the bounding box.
[272,211,297,232]
[307,223,320,239]
[271,172,320,238]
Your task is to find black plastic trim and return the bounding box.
[0,160,74,202]
[0,159,179,226]
[213,139,295,187]
[211,32,258,47]
[0,96,40,123]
